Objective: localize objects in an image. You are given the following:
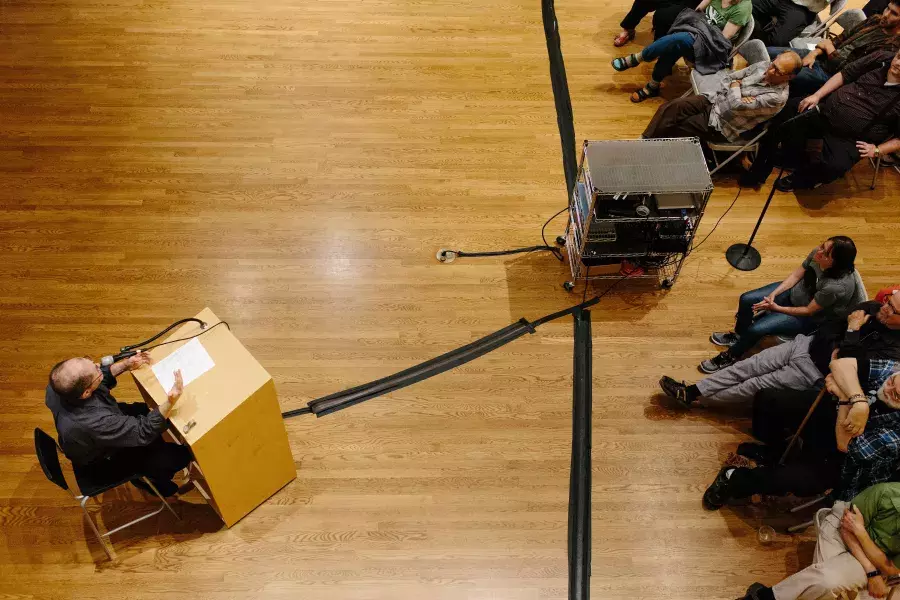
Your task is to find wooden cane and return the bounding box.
[778,387,827,466]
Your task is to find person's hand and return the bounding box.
[753,296,778,313]
[799,95,820,112]
[819,39,836,56]
[847,310,871,331]
[731,80,741,88]
[842,505,867,537]
[741,96,754,104]
[801,51,818,69]
[124,350,152,371]
[167,370,184,404]
[825,373,842,397]
[843,401,869,436]
[868,574,888,598]
[857,142,878,158]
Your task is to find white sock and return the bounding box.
[725,468,735,479]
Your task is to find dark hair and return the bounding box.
[824,235,857,278]
[49,359,94,402]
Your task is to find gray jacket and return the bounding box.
[670,8,734,75]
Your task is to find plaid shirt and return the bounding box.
[838,359,900,500]
[702,61,789,143]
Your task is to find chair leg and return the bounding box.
[79,496,114,559]
[142,477,180,520]
[870,155,882,190]
[788,518,814,534]
[789,493,829,513]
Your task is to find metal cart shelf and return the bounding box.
[562,138,713,291]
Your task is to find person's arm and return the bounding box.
[815,38,837,57]
[751,264,808,312]
[857,138,900,160]
[721,20,741,40]
[799,72,844,112]
[829,373,859,452]
[107,351,151,378]
[839,303,881,357]
[769,297,824,317]
[87,370,184,448]
[844,503,900,576]
[830,357,871,437]
[840,527,890,598]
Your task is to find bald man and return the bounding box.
[45,353,191,497]
[643,50,803,144]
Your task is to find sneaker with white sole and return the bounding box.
[699,351,737,373]
[710,331,740,347]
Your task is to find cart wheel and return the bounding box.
[563,281,575,291]
[555,235,566,247]
[661,278,674,289]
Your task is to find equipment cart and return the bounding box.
[561,138,713,291]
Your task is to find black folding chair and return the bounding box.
[34,427,178,559]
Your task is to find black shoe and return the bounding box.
[702,466,733,510]
[710,331,740,347]
[699,350,736,374]
[774,174,796,192]
[736,442,774,465]
[738,171,763,190]
[736,583,773,600]
[659,376,693,408]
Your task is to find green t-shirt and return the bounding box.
[704,0,752,37]
[852,483,900,568]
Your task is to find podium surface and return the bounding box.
[132,308,296,526]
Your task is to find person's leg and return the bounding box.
[771,552,866,600]
[725,454,841,499]
[751,387,823,448]
[648,32,694,82]
[621,0,659,31]
[769,2,816,48]
[751,0,782,46]
[728,311,807,358]
[788,63,829,99]
[643,95,714,139]
[697,336,822,403]
[116,438,192,496]
[651,2,689,39]
[742,96,810,186]
[734,282,782,335]
[790,134,860,189]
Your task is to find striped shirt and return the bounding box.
[703,61,790,142]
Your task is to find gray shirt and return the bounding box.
[789,249,857,320]
[45,366,167,466]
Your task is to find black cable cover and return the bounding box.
[568,308,592,600]
[541,0,578,200]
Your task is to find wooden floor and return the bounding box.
[2,0,899,597]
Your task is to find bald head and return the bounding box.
[765,51,802,85]
[50,357,99,401]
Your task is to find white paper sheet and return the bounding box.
[152,337,215,394]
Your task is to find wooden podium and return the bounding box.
[131,308,296,527]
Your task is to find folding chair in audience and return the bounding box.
[868,152,900,190]
[790,8,865,51]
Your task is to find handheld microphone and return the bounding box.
[100,350,139,367]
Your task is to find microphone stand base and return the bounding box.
[726,243,762,271]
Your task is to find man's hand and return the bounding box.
[124,350,152,371]
[857,142,878,158]
[167,370,184,404]
[842,505,868,538]
[868,575,888,598]
[818,39,836,56]
[741,96,754,104]
[844,401,869,436]
[799,95,820,112]
[848,310,871,331]
[730,80,741,89]
[801,51,819,69]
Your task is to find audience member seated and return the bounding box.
[735,482,900,600]
[702,358,900,510]
[611,0,752,102]
[642,51,801,144]
[767,0,900,98]
[740,50,900,191]
[752,0,830,48]
[660,290,900,406]
[613,0,696,46]
[697,237,858,373]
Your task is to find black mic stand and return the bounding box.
[726,107,818,271]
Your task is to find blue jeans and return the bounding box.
[642,32,695,82]
[766,46,829,98]
[730,281,811,357]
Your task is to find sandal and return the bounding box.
[611,54,640,72]
[630,83,659,103]
[613,29,635,47]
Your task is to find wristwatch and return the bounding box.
[867,569,882,579]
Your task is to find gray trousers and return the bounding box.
[772,502,870,600]
[696,334,824,404]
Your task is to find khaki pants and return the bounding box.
[773,502,869,600]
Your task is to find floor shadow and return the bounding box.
[645,392,752,435]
